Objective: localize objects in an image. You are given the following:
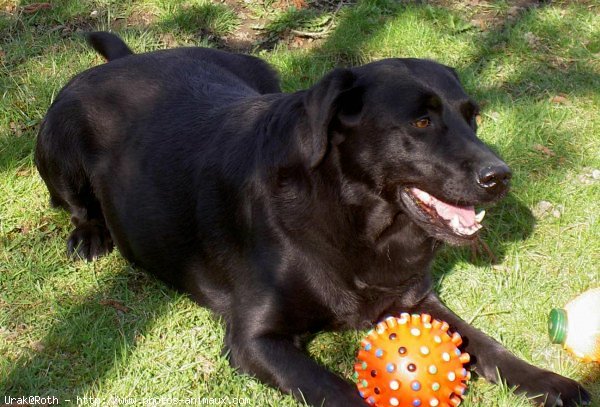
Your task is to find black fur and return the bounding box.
[35,32,590,407]
[87,31,133,61]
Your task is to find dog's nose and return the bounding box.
[477,164,512,193]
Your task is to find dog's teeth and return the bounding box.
[463,223,483,236]
[450,215,460,229]
[474,210,486,223]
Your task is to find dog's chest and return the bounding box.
[325,239,436,330]
[342,272,433,329]
[277,198,439,331]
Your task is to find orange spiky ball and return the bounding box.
[354,313,471,407]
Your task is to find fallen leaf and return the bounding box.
[16,167,32,177]
[553,204,565,218]
[292,0,307,9]
[49,24,66,33]
[486,111,500,122]
[30,341,45,352]
[533,144,556,157]
[533,200,553,218]
[9,121,22,137]
[577,168,600,185]
[111,17,127,30]
[0,327,18,341]
[99,299,130,313]
[158,33,177,48]
[550,94,568,104]
[524,32,540,49]
[471,18,487,30]
[577,174,593,185]
[291,36,304,48]
[507,6,523,17]
[23,2,52,14]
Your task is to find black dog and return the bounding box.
[35,32,590,407]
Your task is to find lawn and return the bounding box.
[0,0,599,406]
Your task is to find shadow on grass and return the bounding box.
[581,365,600,401]
[0,133,35,173]
[461,2,600,100]
[1,0,597,403]
[0,266,177,399]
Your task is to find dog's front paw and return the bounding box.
[67,221,113,261]
[522,370,590,407]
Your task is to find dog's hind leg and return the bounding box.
[63,184,113,262]
[35,117,113,262]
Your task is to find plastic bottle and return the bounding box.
[548,287,600,362]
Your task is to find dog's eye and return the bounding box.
[412,117,431,129]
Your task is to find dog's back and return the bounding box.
[35,33,282,267]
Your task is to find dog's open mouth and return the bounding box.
[400,187,485,241]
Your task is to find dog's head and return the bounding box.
[303,58,511,245]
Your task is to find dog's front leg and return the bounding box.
[225,326,365,407]
[407,291,590,407]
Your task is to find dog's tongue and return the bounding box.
[410,188,476,227]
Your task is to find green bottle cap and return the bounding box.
[548,308,568,344]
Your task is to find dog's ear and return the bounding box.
[302,68,363,168]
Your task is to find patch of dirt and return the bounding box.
[220,0,266,52]
[127,8,158,28]
[49,15,98,37]
[217,0,348,52]
[205,0,554,54]
[429,0,546,31]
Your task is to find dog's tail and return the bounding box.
[86,32,133,61]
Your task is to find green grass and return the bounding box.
[1,0,599,406]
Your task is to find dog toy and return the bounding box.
[354,313,470,407]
